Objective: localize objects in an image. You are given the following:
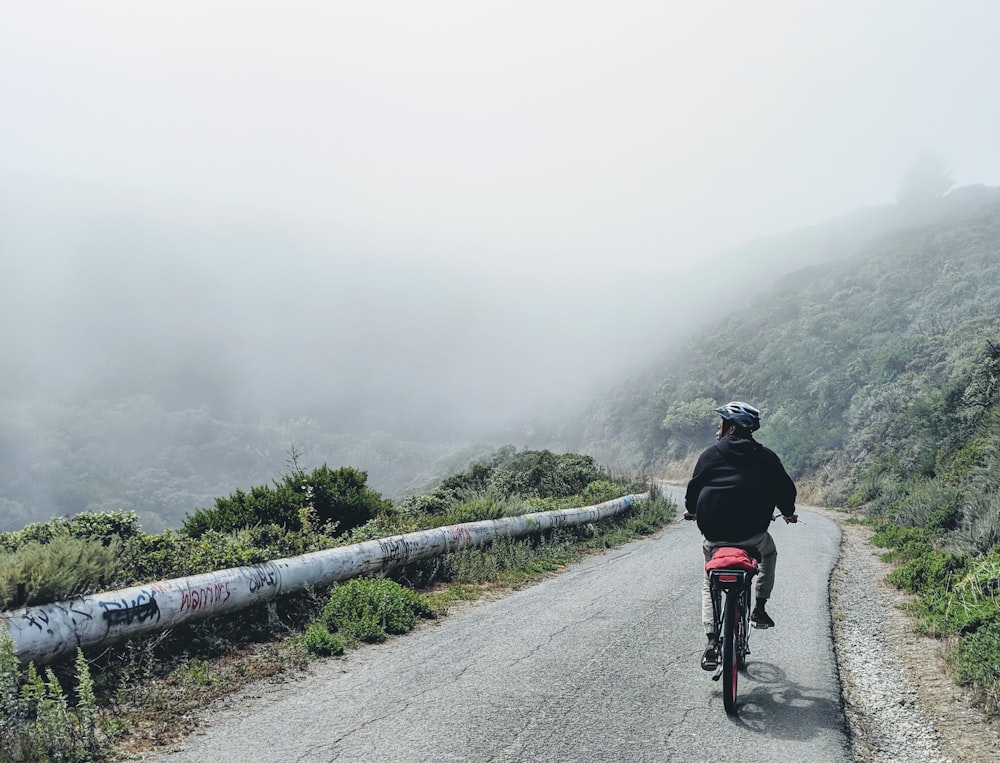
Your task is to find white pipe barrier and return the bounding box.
[2,494,646,664]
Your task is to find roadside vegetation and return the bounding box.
[0,448,674,761]
[578,193,1000,718]
[866,521,1000,714]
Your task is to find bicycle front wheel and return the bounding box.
[721,589,740,715]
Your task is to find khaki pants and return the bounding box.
[701,531,777,634]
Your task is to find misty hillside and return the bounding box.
[573,187,1000,546]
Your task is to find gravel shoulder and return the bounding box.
[823,507,1000,762]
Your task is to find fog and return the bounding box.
[3,2,1000,515]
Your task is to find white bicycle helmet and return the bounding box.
[715,401,761,432]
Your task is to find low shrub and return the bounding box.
[0,510,141,553]
[625,494,674,536]
[952,621,1000,712]
[300,623,345,657]
[119,530,185,583]
[0,633,101,762]
[870,524,933,560]
[877,520,1000,708]
[580,480,624,506]
[885,551,970,595]
[182,465,389,539]
[321,578,435,643]
[444,491,524,525]
[0,535,122,611]
[442,532,578,585]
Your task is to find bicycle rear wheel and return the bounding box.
[721,589,740,715]
[737,589,750,670]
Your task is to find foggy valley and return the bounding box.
[3,2,1000,531]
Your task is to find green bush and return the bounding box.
[182,482,303,538]
[301,623,345,657]
[0,510,142,553]
[119,531,185,583]
[443,534,568,584]
[397,493,455,517]
[0,535,122,611]
[626,495,675,535]
[870,523,933,560]
[295,465,390,536]
[885,551,970,595]
[942,436,989,485]
[438,449,612,500]
[925,500,963,532]
[444,492,515,525]
[66,510,144,545]
[320,578,434,643]
[184,530,270,574]
[952,621,1000,710]
[182,465,388,539]
[580,480,624,506]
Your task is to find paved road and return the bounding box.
[151,489,848,762]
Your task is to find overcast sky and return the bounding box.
[4,1,1000,282]
[4,0,1000,439]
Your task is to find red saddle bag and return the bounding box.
[705,547,759,573]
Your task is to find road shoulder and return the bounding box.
[820,506,1000,762]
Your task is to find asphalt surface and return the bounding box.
[150,488,849,762]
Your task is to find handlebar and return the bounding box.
[683,511,800,524]
[773,513,801,524]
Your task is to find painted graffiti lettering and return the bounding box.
[100,590,161,630]
[449,526,472,548]
[180,582,232,612]
[20,608,52,634]
[243,563,279,593]
[377,536,413,566]
[67,606,94,629]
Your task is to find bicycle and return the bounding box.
[705,546,759,715]
[701,514,798,714]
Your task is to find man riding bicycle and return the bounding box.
[683,401,798,670]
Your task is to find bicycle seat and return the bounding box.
[705,547,759,573]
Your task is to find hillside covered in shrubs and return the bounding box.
[570,187,1000,710]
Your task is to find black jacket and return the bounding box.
[685,434,797,542]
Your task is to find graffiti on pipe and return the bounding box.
[377,536,419,567]
[59,603,95,629]
[18,607,54,635]
[100,590,161,630]
[180,582,232,613]
[449,526,472,545]
[242,563,280,594]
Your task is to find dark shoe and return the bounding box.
[701,641,719,671]
[752,603,775,629]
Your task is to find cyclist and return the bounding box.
[683,401,798,670]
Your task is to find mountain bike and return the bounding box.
[705,547,759,715]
